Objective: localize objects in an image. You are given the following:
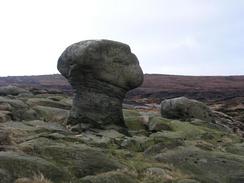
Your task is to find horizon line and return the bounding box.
[0,73,244,78]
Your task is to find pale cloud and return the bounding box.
[0,0,243,76]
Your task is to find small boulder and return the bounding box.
[0,169,12,183]
[0,97,29,121]
[123,109,147,131]
[0,129,13,146]
[148,117,173,132]
[33,106,69,123]
[0,151,69,183]
[19,139,122,178]
[0,103,12,111]
[0,111,12,123]
[81,171,138,183]
[15,174,53,183]
[145,167,167,176]
[160,97,214,123]
[121,136,154,152]
[177,179,200,183]
[27,98,71,110]
[155,146,244,182]
[0,85,29,96]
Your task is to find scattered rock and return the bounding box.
[0,120,69,146]
[0,103,12,111]
[0,151,69,183]
[21,109,38,121]
[0,169,12,183]
[33,106,69,123]
[29,88,48,95]
[213,111,244,136]
[121,136,154,152]
[0,85,29,96]
[15,178,33,183]
[160,97,214,123]
[147,117,208,140]
[57,40,144,130]
[145,167,167,176]
[81,171,138,183]
[98,129,125,139]
[144,140,183,157]
[71,129,125,148]
[176,179,200,183]
[0,129,13,146]
[155,146,244,182]
[19,139,122,178]
[15,174,53,183]
[0,97,29,121]
[148,117,173,132]
[228,174,244,183]
[226,142,244,156]
[0,84,243,182]
[0,111,12,123]
[123,109,147,131]
[27,98,71,110]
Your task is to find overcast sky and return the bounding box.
[0,0,244,76]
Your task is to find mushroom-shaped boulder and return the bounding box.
[57,40,144,130]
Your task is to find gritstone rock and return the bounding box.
[160,97,215,123]
[57,40,143,130]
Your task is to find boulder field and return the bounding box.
[0,40,243,183]
[0,86,243,183]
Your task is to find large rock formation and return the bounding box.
[57,40,143,130]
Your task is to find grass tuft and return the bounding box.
[15,174,53,183]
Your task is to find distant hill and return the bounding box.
[131,74,244,101]
[0,74,71,93]
[1,74,244,101]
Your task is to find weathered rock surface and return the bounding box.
[20,140,122,178]
[0,151,69,183]
[33,106,69,123]
[123,109,147,131]
[26,97,71,110]
[0,169,12,183]
[148,117,173,132]
[155,146,244,183]
[0,85,243,183]
[0,111,11,123]
[57,40,144,130]
[213,111,244,136]
[0,85,29,96]
[0,97,29,121]
[161,97,215,123]
[81,171,138,183]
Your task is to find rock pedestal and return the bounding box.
[57,40,144,130]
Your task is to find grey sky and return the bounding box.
[0,0,243,76]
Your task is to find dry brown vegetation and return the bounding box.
[15,174,53,183]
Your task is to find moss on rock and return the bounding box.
[0,151,69,183]
[81,171,138,183]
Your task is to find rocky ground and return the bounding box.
[0,86,244,183]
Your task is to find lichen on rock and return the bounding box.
[57,40,144,131]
